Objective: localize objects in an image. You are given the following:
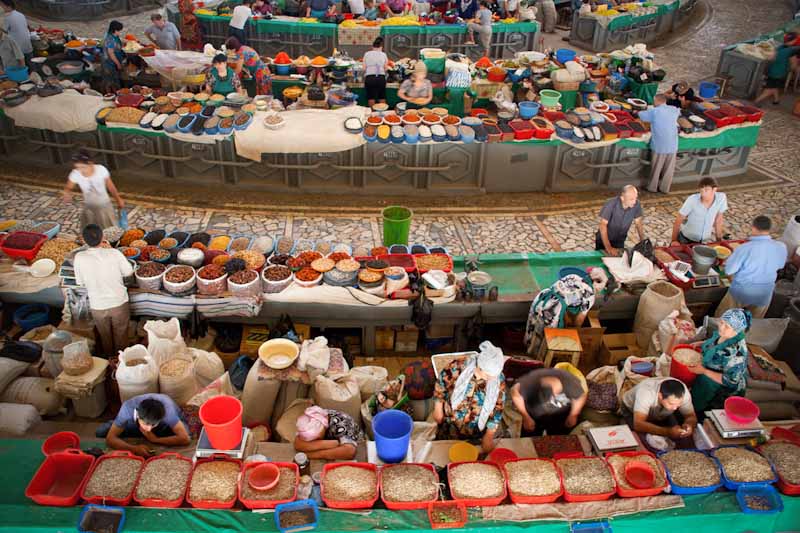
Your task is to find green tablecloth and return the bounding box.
[381,21,538,36]
[605,0,679,31]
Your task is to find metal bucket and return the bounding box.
[691,245,717,275]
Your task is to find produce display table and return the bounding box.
[2,438,799,533]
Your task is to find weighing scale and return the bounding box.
[708,409,765,439]
[194,427,250,460]
[692,274,721,289]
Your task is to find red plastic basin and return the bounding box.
[249,463,281,491]
[42,431,80,456]
[625,460,655,489]
[25,449,95,506]
[486,447,517,466]
[670,344,702,387]
[725,396,760,424]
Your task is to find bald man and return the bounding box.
[596,184,645,256]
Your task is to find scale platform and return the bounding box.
[709,409,765,439]
[194,427,250,460]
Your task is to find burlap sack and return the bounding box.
[241,360,281,426]
[276,398,314,443]
[633,281,689,350]
[312,374,361,425]
[349,366,389,402]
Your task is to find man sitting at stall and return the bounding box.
[511,368,587,436]
[595,184,644,256]
[433,342,506,453]
[398,62,433,108]
[621,377,697,444]
[293,405,361,460]
[671,177,727,245]
[665,81,695,109]
[99,393,190,457]
[205,53,245,96]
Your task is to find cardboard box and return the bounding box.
[240,325,270,357]
[376,327,395,351]
[427,324,454,339]
[294,323,311,342]
[395,328,419,352]
[600,333,643,366]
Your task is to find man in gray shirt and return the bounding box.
[1,0,31,61]
[595,184,645,256]
[144,13,181,50]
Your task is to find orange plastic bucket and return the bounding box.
[199,395,243,450]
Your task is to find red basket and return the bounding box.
[380,463,438,510]
[734,105,764,123]
[413,253,453,274]
[605,451,667,498]
[321,462,379,509]
[239,461,299,509]
[502,458,563,504]
[41,431,80,456]
[616,122,633,138]
[704,109,736,128]
[447,461,507,507]
[186,454,242,509]
[133,452,193,508]
[428,500,467,529]
[377,253,417,273]
[758,441,800,495]
[25,449,95,506]
[1,231,47,261]
[653,246,678,268]
[608,110,634,123]
[80,450,145,506]
[531,118,555,139]
[555,455,616,502]
[509,119,535,140]
[718,104,746,125]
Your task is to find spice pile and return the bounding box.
[135,457,192,502]
[505,460,561,497]
[34,237,78,268]
[232,250,265,270]
[660,450,720,487]
[606,454,665,490]
[84,457,142,500]
[556,458,615,495]
[759,442,800,484]
[381,465,438,502]
[209,236,231,251]
[189,461,240,502]
[449,463,504,500]
[712,447,774,483]
[165,266,194,283]
[322,466,377,502]
[240,466,297,501]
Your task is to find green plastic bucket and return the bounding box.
[539,89,562,107]
[382,206,413,247]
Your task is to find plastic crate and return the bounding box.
[321,462,379,509]
[502,458,563,504]
[80,451,145,506]
[275,499,319,533]
[605,451,668,498]
[25,449,95,506]
[447,461,507,507]
[380,463,439,510]
[554,454,616,503]
[133,452,192,508]
[1,231,48,261]
[703,109,737,128]
[734,105,764,123]
[77,504,126,533]
[712,446,778,491]
[509,119,535,140]
[33,221,60,239]
[757,441,800,495]
[428,500,467,529]
[378,253,417,273]
[658,450,724,495]
[186,454,242,509]
[736,484,783,514]
[413,253,453,274]
[239,461,299,510]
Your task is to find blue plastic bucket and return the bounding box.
[275,64,291,76]
[698,82,719,99]
[556,48,576,64]
[373,410,412,464]
[518,101,540,119]
[6,65,29,82]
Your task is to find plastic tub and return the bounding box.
[378,253,417,273]
[6,65,29,82]
[13,303,50,332]
[503,458,563,504]
[379,463,438,510]
[657,449,723,495]
[240,461,299,510]
[736,484,782,514]
[487,447,517,466]
[321,462,379,509]
[428,500,467,529]
[698,81,719,99]
[1,231,47,260]
[199,395,243,450]
[713,446,778,490]
[186,455,242,509]
[414,253,453,274]
[670,344,701,386]
[81,451,145,506]
[275,499,319,533]
[373,410,412,464]
[133,452,192,508]
[725,396,760,424]
[42,431,80,456]
[25,449,95,506]
[77,504,125,533]
[518,101,540,119]
[758,441,800,495]
[539,89,562,108]
[447,461,507,507]
[555,455,616,502]
[555,48,576,64]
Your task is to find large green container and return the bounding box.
[382,206,413,247]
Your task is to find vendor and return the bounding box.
[665,81,695,109]
[466,0,493,55]
[229,0,253,44]
[294,405,361,460]
[621,378,697,443]
[500,0,518,19]
[205,53,245,96]
[457,0,478,20]
[99,393,190,457]
[511,368,587,436]
[364,37,389,107]
[226,36,272,96]
[144,13,181,50]
[306,0,336,18]
[688,309,751,415]
[524,273,595,355]
[754,33,800,106]
[595,184,644,256]
[102,20,126,93]
[398,62,433,108]
[671,177,727,245]
[63,149,124,230]
[382,0,412,16]
[253,0,274,16]
[433,342,506,453]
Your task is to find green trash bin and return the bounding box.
[625,77,659,105]
[382,206,413,247]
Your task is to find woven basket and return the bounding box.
[553,80,581,91]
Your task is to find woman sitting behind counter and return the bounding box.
[293,405,362,460]
[397,62,433,108]
[204,53,246,96]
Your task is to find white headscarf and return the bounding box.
[450,341,504,431]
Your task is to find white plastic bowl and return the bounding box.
[258,338,300,369]
[30,258,56,277]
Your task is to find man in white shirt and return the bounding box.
[1,0,32,62]
[74,224,133,358]
[229,0,253,45]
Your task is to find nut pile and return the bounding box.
[416,255,450,271]
[659,450,720,487]
[607,454,665,490]
[232,250,265,270]
[165,266,194,283]
[149,248,171,262]
[137,262,166,278]
[84,457,142,500]
[199,264,226,280]
[381,465,438,502]
[449,462,505,500]
[311,258,335,272]
[713,447,774,483]
[323,466,377,502]
[556,458,615,495]
[240,466,297,501]
[135,457,191,502]
[34,237,78,268]
[505,460,561,497]
[229,237,251,252]
[230,270,258,285]
[264,265,291,281]
[336,259,360,273]
[672,348,702,366]
[759,442,800,484]
[189,461,240,502]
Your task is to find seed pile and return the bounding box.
[587,382,617,411]
[382,465,438,502]
[232,250,265,270]
[241,466,297,501]
[161,357,191,377]
[449,462,504,500]
[149,248,171,261]
[416,255,450,271]
[189,461,240,502]
[322,466,377,502]
[34,237,78,268]
[607,454,665,490]
[135,457,191,501]
[506,460,561,497]
[84,457,141,500]
[673,348,702,366]
[759,442,800,484]
[743,495,772,511]
[430,505,462,525]
[713,447,774,483]
[311,258,335,272]
[660,450,720,487]
[229,237,251,251]
[548,336,581,351]
[103,226,125,243]
[336,259,360,272]
[279,508,316,528]
[557,458,615,495]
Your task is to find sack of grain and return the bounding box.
[188,348,225,388]
[0,402,40,435]
[275,398,313,442]
[159,355,197,406]
[187,372,238,408]
[633,281,689,350]
[270,380,311,429]
[0,357,30,396]
[0,377,64,415]
[349,366,389,402]
[241,359,281,426]
[144,318,186,366]
[313,374,361,425]
[116,345,159,403]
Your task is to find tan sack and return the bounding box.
[313,374,362,425]
[0,377,64,416]
[241,359,281,426]
[633,281,689,349]
[276,398,314,443]
[349,366,389,402]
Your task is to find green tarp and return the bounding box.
[380,21,538,36]
[2,439,799,533]
[606,0,679,31]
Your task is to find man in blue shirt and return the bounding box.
[716,216,787,319]
[638,94,681,194]
[99,393,190,456]
[671,177,728,245]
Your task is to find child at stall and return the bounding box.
[363,0,379,19]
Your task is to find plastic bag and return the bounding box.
[187,371,238,408]
[118,208,128,229]
[144,318,186,366]
[228,355,255,390]
[0,402,40,435]
[298,336,330,380]
[115,345,159,403]
[61,340,93,376]
[650,310,696,356]
[189,348,225,388]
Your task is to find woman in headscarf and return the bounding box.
[102,20,125,93]
[688,308,751,414]
[525,273,597,355]
[293,405,362,460]
[225,36,272,96]
[433,341,506,453]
